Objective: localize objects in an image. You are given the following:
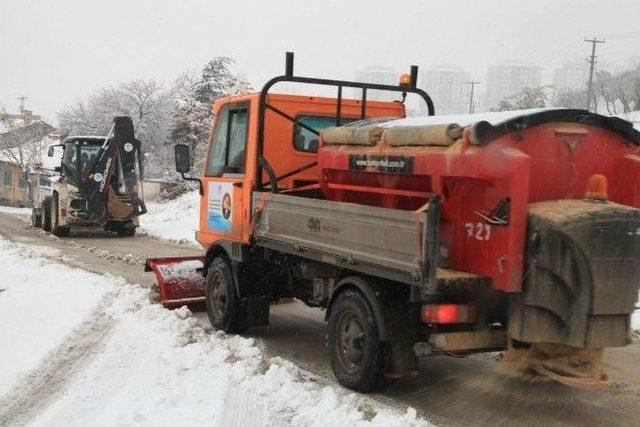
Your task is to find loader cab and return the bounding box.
[59,137,105,188]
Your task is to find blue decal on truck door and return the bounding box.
[207,182,233,232]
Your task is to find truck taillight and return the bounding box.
[422,304,476,324]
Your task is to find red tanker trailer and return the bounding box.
[147,53,640,391]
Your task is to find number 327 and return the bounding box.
[465,222,491,241]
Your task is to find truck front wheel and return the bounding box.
[51,194,70,237]
[327,290,389,392]
[31,208,41,227]
[205,257,247,334]
[41,197,52,232]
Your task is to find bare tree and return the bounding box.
[494,86,549,111]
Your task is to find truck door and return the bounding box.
[200,102,249,242]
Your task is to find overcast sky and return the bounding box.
[1,0,639,122]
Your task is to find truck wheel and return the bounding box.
[205,257,246,334]
[31,208,41,227]
[51,194,70,237]
[41,197,52,232]
[117,222,136,237]
[327,290,389,392]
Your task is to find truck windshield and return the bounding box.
[61,142,102,187]
[80,145,101,174]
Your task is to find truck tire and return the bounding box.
[31,208,41,227]
[41,197,52,232]
[51,194,70,237]
[116,222,136,237]
[205,257,247,334]
[327,290,389,392]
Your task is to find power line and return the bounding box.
[467,81,480,114]
[585,37,605,111]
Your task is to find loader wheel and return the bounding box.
[41,197,52,232]
[327,290,389,392]
[205,257,246,334]
[51,194,70,237]
[31,208,41,227]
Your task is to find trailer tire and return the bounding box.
[51,194,70,237]
[205,257,247,334]
[41,197,52,232]
[327,290,389,392]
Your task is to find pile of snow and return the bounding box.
[139,191,199,244]
[0,239,117,396]
[633,293,640,331]
[0,236,431,427]
[0,206,31,216]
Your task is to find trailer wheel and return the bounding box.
[41,197,52,232]
[51,194,70,237]
[31,208,41,227]
[205,257,246,334]
[327,290,389,392]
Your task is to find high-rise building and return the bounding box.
[353,66,399,102]
[483,62,542,110]
[420,65,470,115]
[553,61,588,91]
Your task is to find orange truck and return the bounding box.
[146,53,640,391]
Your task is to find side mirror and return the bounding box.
[47,146,55,157]
[174,144,191,173]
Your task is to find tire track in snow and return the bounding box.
[0,298,116,427]
[220,386,270,426]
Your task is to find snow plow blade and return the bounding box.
[144,257,206,308]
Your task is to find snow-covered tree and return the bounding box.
[57,79,176,178]
[172,57,252,171]
[494,86,549,111]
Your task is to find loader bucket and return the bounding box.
[144,257,206,308]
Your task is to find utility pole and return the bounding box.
[584,37,605,111]
[17,96,28,112]
[467,81,480,114]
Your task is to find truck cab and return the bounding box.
[195,93,407,247]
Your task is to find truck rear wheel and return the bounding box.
[205,257,247,334]
[327,290,389,392]
[116,222,137,237]
[41,197,52,232]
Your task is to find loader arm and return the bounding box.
[83,116,147,221]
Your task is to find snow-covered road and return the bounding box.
[0,234,430,427]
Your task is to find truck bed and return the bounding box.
[252,192,485,289]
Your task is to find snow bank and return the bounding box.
[0,238,116,397]
[0,206,31,216]
[139,191,199,244]
[29,281,432,427]
[633,292,640,331]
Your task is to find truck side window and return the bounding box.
[205,105,248,176]
[293,116,357,153]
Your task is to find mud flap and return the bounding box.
[145,257,205,308]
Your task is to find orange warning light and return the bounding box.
[585,174,608,202]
